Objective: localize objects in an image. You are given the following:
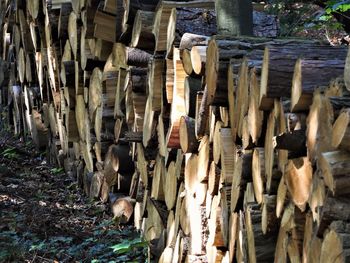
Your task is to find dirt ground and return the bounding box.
[0,132,146,263]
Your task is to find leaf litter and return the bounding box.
[0,132,147,262]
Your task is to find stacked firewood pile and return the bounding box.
[0,0,349,262]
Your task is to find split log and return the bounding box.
[284,157,312,211]
[306,90,334,164]
[320,221,350,263]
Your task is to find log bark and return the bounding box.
[291,59,345,112]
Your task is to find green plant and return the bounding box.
[1,147,19,159]
[50,167,64,174]
[110,237,148,255]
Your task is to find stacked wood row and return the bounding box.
[0,0,350,262]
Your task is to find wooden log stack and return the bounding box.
[0,0,349,262]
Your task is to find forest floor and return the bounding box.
[0,131,147,263]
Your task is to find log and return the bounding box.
[291,59,345,112]
[94,9,116,42]
[112,43,152,68]
[166,7,216,57]
[284,157,312,211]
[179,116,199,154]
[184,76,202,118]
[131,10,155,51]
[111,196,134,224]
[332,109,350,151]
[260,43,347,110]
[166,48,187,148]
[320,221,350,263]
[345,46,350,91]
[319,151,350,196]
[306,90,334,164]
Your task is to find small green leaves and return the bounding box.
[110,237,148,255]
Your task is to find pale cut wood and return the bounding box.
[17,48,25,83]
[208,193,227,247]
[245,208,257,263]
[165,161,178,210]
[228,212,238,263]
[332,109,350,151]
[197,135,210,182]
[28,0,40,19]
[144,198,165,241]
[320,229,344,263]
[188,196,207,255]
[236,211,247,262]
[131,10,155,50]
[230,152,243,213]
[179,193,190,236]
[220,128,236,185]
[132,92,147,132]
[114,69,127,118]
[284,157,312,211]
[191,45,207,75]
[136,143,148,186]
[306,90,334,164]
[307,237,322,263]
[302,212,314,263]
[179,116,199,153]
[148,58,164,112]
[88,68,103,123]
[208,161,221,196]
[308,171,326,223]
[248,67,263,143]
[157,113,167,158]
[234,58,249,139]
[252,148,265,204]
[142,97,156,148]
[167,48,187,148]
[151,155,165,201]
[276,175,287,218]
[68,12,78,59]
[264,107,276,193]
[111,196,134,224]
[184,153,198,196]
[166,210,176,247]
[75,95,86,142]
[166,59,174,103]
